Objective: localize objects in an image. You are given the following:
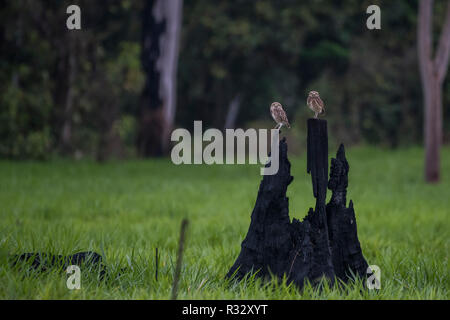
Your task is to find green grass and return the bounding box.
[0,145,449,299]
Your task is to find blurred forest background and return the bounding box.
[1,0,449,162]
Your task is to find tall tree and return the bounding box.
[60,31,78,154]
[418,0,450,183]
[139,0,183,156]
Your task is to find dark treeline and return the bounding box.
[1,0,449,160]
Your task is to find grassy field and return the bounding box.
[0,145,449,299]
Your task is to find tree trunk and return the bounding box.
[224,95,241,129]
[424,75,442,182]
[60,32,77,155]
[139,0,183,157]
[418,0,450,183]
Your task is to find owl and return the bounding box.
[307,91,325,118]
[270,102,290,129]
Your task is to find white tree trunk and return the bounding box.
[154,0,183,153]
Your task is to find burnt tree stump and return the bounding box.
[226,119,368,288]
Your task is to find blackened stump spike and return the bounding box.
[326,146,368,281]
[307,119,328,202]
[336,143,345,160]
[305,119,334,282]
[226,137,293,281]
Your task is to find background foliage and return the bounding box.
[1,0,449,159]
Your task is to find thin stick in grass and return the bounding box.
[155,247,158,282]
[171,218,189,300]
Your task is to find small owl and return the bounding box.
[307,91,325,118]
[270,102,290,129]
